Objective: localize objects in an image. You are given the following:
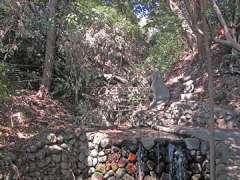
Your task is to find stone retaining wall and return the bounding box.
[0,127,210,180]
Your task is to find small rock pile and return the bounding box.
[132,100,239,129]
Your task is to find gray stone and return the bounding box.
[190,150,196,156]
[47,133,57,144]
[160,172,169,180]
[216,174,227,180]
[184,138,200,150]
[88,142,96,150]
[144,175,157,180]
[69,139,76,145]
[87,156,98,167]
[103,170,114,179]
[122,139,137,152]
[100,138,110,148]
[29,145,38,153]
[225,114,232,121]
[192,174,201,180]
[93,132,108,145]
[181,93,193,100]
[62,153,68,161]
[80,134,87,141]
[88,167,95,175]
[141,137,155,150]
[38,160,46,168]
[202,159,210,172]
[122,174,135,180]
[92,158,98,167]
[149,171,157,179]
[111,146,121,153]
[215,142,228,160]
[29,162,36,171]
[190,163,202,174]
[74,128,82,137]
[91,172,103,180]
[98,156,107,163]
[52,154,61,163]
[200,141,209,155]
[48,145,63,153]
[86,132,94,141]
[78,162,86,170]
[61,162,69,169]
[90,149,98,158]
[79,152,87,162]
[88,156,93,167]
[146,160,155,171]
[196,155,203,162]
[116,168,126,179]
[108,177,116,180]
[57,135,64,143]
[60,143,70,150]
[216,164,226,177]
[98,151,105,157]
[77,175,84,180]
[28,153,35,161]
[61,169,72,178]
[156,161,164,174]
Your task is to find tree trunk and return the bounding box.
[201,1,215,180]
[39,0,57,97]
[231,0,240,54]
[194,1,205,58]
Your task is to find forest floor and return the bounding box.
[0,46,239,149]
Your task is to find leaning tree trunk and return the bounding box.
[39,0,57,97]
[201,1,215,180]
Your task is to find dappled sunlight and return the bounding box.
[0,89,72,146]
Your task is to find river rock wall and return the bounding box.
[0,127,210,180]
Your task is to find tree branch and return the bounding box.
[210,0,232,40]
[213,38,240,51]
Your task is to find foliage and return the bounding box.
[0,150,7,159]
[146,30,184,73]
[208,0,239,33]
[0,63,9,98]
[135,0,185,73]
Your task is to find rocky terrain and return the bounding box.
[0,126,211,180]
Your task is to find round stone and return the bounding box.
[90,149,98,158]
[98,156,107,163]
[52,154,61,163]
[47,133,57,144]
[100,138,110,148]
[92,158,98,167]
[104,170,114,179]
[184,138,200,150]
[87,156,93,167]
[88,167,95,175]
[98,151,105,157]
[96,163,106,174]
[116,168,126,179]
[146,160,155,171]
